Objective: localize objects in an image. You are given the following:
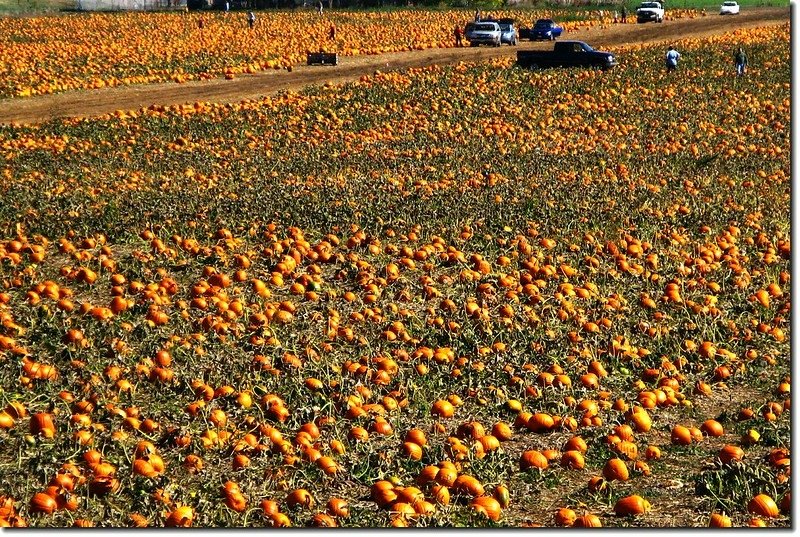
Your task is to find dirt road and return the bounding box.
[0,7,787,125]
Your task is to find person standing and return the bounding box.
[665,45,680,72]
[734,46,748,76]
[474,8,480,22]
[224,1,229,12]
[247,11,256,29]
[198,17,204,29]
[318,0,323,14]
[329,23,336,40]
[621,4,627,23]
[454,24,463,47]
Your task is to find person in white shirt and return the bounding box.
[665,46,681,72]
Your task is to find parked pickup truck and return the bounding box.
[636,1,665,23]
[519,19,564,41]
[516,41,618,70]
[465,21,502,47]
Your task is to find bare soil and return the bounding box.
[0,7,788,125]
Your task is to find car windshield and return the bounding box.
[499,24,512,31]
[474,23,497,31]
[534,20,553,27]
[722,1,737,5]
[640,2,660,7]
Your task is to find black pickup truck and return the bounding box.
[516,41,618,70]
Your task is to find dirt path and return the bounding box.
[0,7,787,125]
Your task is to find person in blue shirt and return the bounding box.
[665,46,680,72]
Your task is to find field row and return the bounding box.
[0,8,706,98]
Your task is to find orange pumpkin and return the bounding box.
[718,445,745,465]
[670,425,692,446]
[614,495,651,516]
[470,496,502,522]
[29,492,58,515]
[574,514,602,527]
[554,507,577,526]
[708,513,732,527]
[520,450,549,471]
[747,494,779,518]
[700,419,724,437]
[602,458,629,482]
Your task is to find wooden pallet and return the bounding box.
[307,52,338,66]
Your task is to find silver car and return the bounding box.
[498,22,518,46]
[465,22,502,47]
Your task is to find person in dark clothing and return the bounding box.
[454,25,463,47]
[734,46,748,76]
[329,24,336,40]
[198,17,204,29]
[621,5,627,23]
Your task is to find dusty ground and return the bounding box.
[0,7,788,125]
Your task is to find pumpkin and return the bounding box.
[404,428,427,446]
[520,450,548,471]
[493,485,510,509]
[602,458,629,482]
[30,492,58,515]
[564,436,588,454]
[30,413,56,438]
[747,494,779,518]
[718,445,744,465]
[431,400,454,418]
[430,485,450,506]
[526,413,554,433]
[471,496,502,522]
[491,421,513,441]
[587,476,607,493]
[561,450,585,470]
[700,419,724,437]
[309,512,337,527]
[554,507,577,526]
[614,495,651,516]
[574,514,602,527]
[327,498,349,518]
[165,506,194,527]
[708,513,732,527]
[286,488,314,510]
[670,425,692,445]
[453,475,484,498]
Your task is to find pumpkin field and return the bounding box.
[0,9,791,528]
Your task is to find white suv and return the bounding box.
[465,22,502,47]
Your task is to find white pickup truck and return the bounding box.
[636,1,665,23]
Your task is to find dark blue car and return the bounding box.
[529,19,564,41]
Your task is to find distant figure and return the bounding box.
[329,23,336,40]
[665,45,681,72]
[225,1,229,11]
[474,9,480,21]
[734,46,748,76]
[318,0,323,14]
[613,10,619,23]
[621,5,627,23]
[248,11,255,29]
[454,24,462,47]
[198,17,204,29]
